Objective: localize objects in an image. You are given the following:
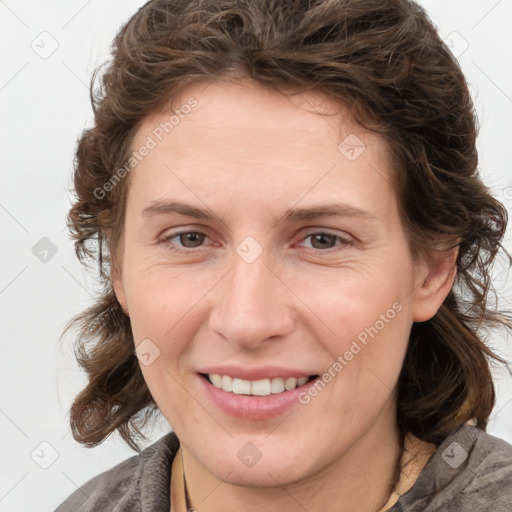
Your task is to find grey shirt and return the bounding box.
[56,424,512,511]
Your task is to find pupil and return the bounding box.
[312,233,335,249]
[181,232,204,247]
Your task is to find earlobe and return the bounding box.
[411,247,458,323]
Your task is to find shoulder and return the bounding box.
[397,425,512,512]
[454,426,512,509]
[55,432,180,512]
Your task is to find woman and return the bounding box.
[57,0,512,510]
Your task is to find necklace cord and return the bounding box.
[181,448,193,511]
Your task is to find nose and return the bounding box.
[208,249,296,350]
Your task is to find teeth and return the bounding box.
[210,374,222,388]
[270,378,285,394]
[232,378,251,395]
[284,377,297,390]
[297,376,309,386]
[207,374,312,396]
[251,379,271,396]
[221,375,233,392]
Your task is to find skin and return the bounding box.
[113,77,457,512]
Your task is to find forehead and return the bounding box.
[127,78,397,221]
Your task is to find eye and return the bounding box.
[158,229,351,254]
[299,232,351,252]
[160,230,210,252]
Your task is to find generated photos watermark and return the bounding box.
[298,301,403,404]
[93,97,198,200]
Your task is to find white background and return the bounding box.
[1,1,511,510]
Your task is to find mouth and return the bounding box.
[199,372,319,396]
[196,366,322,420]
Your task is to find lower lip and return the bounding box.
[197,374,319,420]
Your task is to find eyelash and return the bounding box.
[158,229,352,255]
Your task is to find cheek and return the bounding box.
[313,271,413,394]
[123,260,211,342]
[312,266,412,337]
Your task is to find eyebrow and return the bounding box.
[143,200,216,220]
[283,204,374,222]
[142,200,374,222]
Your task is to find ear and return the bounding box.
[411,246,458,323]
[106,229,129,315]
[112,262,129,315]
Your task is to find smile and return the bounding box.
[197,372,321,420]
[204,373,318,396]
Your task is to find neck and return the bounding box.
[173,407,419,512]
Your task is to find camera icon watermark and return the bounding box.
[441,441,468,469]
[338,134,366,161]
[32,237,58,263]
[135,338,161,366]
[31,441,59,469]
[443,31,469,59]
[236,236,263,264]
[236,442,263,468]
[30,31,59,60]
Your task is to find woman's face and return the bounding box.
[114,78,452,486]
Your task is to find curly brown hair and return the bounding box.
[65,0,511,451]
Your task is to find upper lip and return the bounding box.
[197,365,318,381]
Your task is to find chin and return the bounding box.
[200,439,316,488]
[215,460,308,488]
